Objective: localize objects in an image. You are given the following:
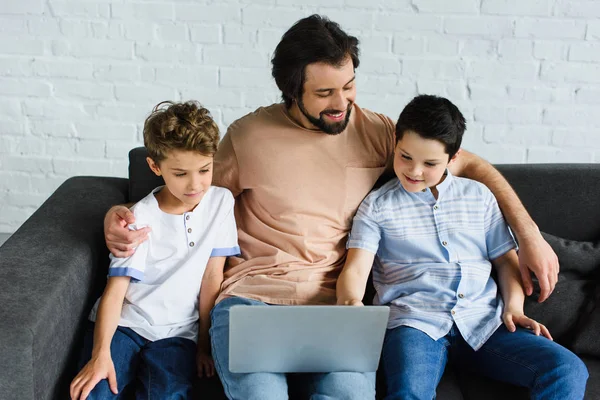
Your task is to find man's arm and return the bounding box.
[197,256,226,378]
[449,150,559,302]
[337,248,376,306]
[492,250,552,340]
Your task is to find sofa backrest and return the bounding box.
[129,146,600,242]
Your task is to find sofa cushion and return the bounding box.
[571,286,600,358]
[541,232,600,280]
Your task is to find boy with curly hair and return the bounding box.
[70,101,240,400]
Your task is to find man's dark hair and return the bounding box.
[271,14,360,108]
[396,95,466,159]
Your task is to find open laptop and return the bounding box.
[228,305,390,373]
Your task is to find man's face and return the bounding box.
[292,56,356,135]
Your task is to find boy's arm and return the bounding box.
[337,248,376,306]
[197,256,226,378]
[492,250,552,340]
[104,203,151,258]
[70,277,130,400]
[449,149,559,302]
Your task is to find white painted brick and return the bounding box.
[93,64,140,81]
[498,39,533,60]
[360,93,417,119]
[316,10,373,30]
[203,47,268,68]
[0,206,36,229]
[115,84,178,103]
[445,17,513,37]
[461,123,484,150]
[543,106,600,126]
[220,68,277,88]
[46,138,78,157]
[482,0,552,16]
[95,104,147,124]
[474,145,527,163]
[507,85,573,103]
[533,41,568,60]
[476,105,543,124]
[30,120,76,138]
[31,59,94,79]
[176,5,241,23]
[74,122,137,141]
[527,148,593,163]
[28,174,65,195]
[0,99,22,120]
[359,54,402,74]
[0,37,44,55]
[112,3,174,20]
[5,192,50,208]
[135,43,201,64]
[344,0,412,10]
[0,173,31,193]
[3,0,45,14]
[575,87,600,104]
[2,155,53,174]
[78,139,107,158]
[360,34,391,54]
[403,59,466,79]
[460,39,496,57]
[416,80,468,100]
[0,18,28,34]
[49,1,110,18]
[92,21,123,40]
[110,160,130,178]
[483,125,552,145]
[23,100,90,120]
[376,14,442,32]
[59,20,94,38]
[467,61,538,80]
[12,136,45,155]
[468,83,507,101]
[554,1,600,18]
[515,19,586,39]
[279,0,342,5]
[552,130,598,147]
[392,36,425,56]
[0,119,24,135]
[0,78,51,97]
[541,62,600,83]
[156,23,188,41]
[53,81,114,101]
[155,66,218,87]
[123,22,155,41]
[413,0,479,14]
[360,75,415,95]
[52,158,114,176]
[68,40,133,60]
[106,141,137,160]
[569,43,600,63]
[27,18,61,36]
[426,35,459,57]
[587,21,600,40]
[180,88,243,108]
[190,25,221,44]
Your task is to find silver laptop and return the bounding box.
[228,305,390,373]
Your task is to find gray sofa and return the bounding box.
[1,147,599,399]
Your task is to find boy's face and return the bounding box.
[290,55,356,135]
[393,131,458,193]
[147,149,213,212]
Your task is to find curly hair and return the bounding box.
[143,101,220,163]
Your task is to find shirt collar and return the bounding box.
[435,169,454,198]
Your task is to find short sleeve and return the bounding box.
[346,194,381,255]
[213,130,242,197]
[483,188,517,260]
[210,193,240,257]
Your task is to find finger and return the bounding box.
[125,227,151,243]
[540,324,553,341]
[107,367,118,394]
[209,362,215,378]
[519,265,534,296]
[115,207,136,224]
[503,314,516,332]
[197,363,204,378]
[530,320,541,336]
[537,273,551,303]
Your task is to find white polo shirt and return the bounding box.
[89,185,240,342]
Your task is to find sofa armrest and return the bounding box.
[0,176,129,400]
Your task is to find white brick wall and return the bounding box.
[1,0,599,232]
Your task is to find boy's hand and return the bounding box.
[502,310,553,341]
[336,298,364,306]
[104,205,150,258]
[70,354,118,400]
[196,345,216,378]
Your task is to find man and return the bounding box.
[104,15,559,399]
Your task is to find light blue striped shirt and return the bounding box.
[347,171,516,350]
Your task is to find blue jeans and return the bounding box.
[210,296,376,400]
[382,324,588,400]
[78,321,197,399]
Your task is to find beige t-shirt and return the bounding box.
[214,103,395,305]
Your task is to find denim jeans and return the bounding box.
[382,324,589,400]
[210,296,376,400]
[79,321,197,399]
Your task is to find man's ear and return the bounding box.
[448,148,461,166]
[146,157,162,177]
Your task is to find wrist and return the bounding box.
[512,221,540,242]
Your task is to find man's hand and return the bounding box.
[104,205,150,258]
[502,310,553,341]
[517,234,559,303]
[337,298,364,306]
[70,354,118,400]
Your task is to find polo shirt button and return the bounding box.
[188,228,192,233]
[189,241,195,247]
[458,293,464,299]
[451,310,456,315]
[185,215,190,221]
[442,241,448,246]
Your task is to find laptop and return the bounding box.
[228,305,390,373]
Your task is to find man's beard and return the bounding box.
[296,97,353,135]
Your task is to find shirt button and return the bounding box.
[185,215,190,221]
[187,228,192,233]
[433,205,439,210]
[442,241,448,246]
[189,241,195,247]
[422,189,427,192]
[451,310,456,315]
[458,293,464,299]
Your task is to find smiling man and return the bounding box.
[104,14,559,399]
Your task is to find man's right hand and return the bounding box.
[104,205,150,258]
